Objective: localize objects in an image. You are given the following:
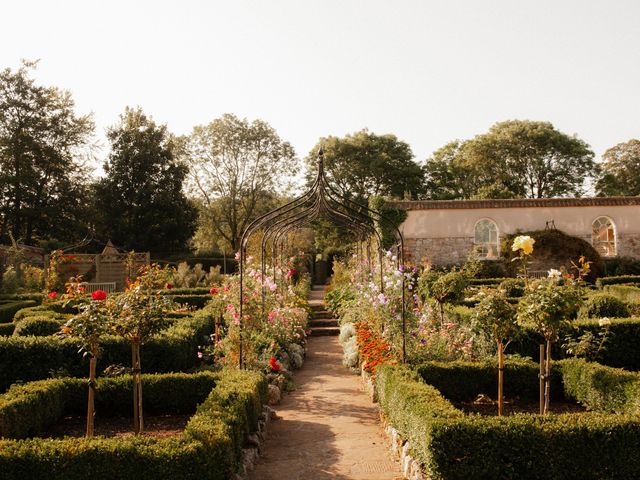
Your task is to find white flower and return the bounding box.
[598,318,612,327]
[548,268,562,279]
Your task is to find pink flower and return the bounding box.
[47,292,57,299]
[197,351,203,359]
[92,290,107,301]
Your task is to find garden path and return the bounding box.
[248,286,402,480]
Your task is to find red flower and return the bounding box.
[165,283,173,290]
[210,287,218,295]
[78,287,85,293]
[48,292,57,299]
[92,290,107,301]
[269,357,281,372]
[286,268,297,280]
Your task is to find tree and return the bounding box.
[93,107,197,252]
[0,61,95,245]
[185,113,298,252]
[595,139,640,196]
[422,120,595,199]
[306,129,423,202]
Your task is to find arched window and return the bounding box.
[592,217,617,257]
[474,219,499,259]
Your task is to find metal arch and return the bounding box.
[237,148,406,369]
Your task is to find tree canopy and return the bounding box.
[306,129,423,202]
[185,113,298,252]
[423,120,595,199]
[0,61,95,246]
[93,107,197,252]
[595,139,640,196]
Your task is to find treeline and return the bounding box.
[1,62,638,254]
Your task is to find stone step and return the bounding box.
[312,310,332,318]
[310,304,327,312]
[310,326,340,336]
[309,318,338,328]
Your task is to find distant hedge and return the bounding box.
[0,369,267,480]
[0,300,38,323]
[596,275,640,288]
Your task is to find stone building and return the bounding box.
[391,197,640,266]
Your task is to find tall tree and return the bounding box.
[185,113,298,252]
[306,129,423,202]
[0,61,95,245]
[595,139,640,196]
[422,120,595,199]
[93,107,197,252]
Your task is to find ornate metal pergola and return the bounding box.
[237,148,406,368]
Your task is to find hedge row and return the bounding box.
[0,371,218,439]
[0,308,215,391]
[513,317,640,371]
[377,362,640,479]
[0,293,44,303]
[165,294,212,310]
[596,275,640,288]
[162,287,212,295]
[0,300,38,323]
[0,369,267,480]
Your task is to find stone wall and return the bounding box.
[405,236,475,266]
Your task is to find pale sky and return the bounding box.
[2,0,640,172]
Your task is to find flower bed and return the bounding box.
[0,369,267,480]
[376,361,640,480]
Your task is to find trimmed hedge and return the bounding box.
[578,293,630,319]
[0,308,215,391]
[166,294,211,310]
[162,288,212,295]
[0,300,38,322]
[0,371,217,439]
[0,293,44,303]
[468,278,509,286]
[377,362,640,479]
[0,323,15,336]
[596,275,640,288]
[0,369,267,480]
[12,317,63,337]
[513,317,640,371]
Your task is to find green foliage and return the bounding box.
[517,278,583,342]
[472,289,519,342]
[0,300,37,322]
[186,113,297,252]
[0,369,266,480]
[595,139,640,196]
[93,107,197,252]
[162,287,213,295]
[13,317,62,337]
[579,294,630,319]
[378,362,640,479]
[0,61,95,246]
[307,129,424,202]
[596,275,640,288]
[603,256,640,276]
[498,278,525,297]
[423,120,595,200]
[0,293,44,303]
[165,294,211,310]
[419,269,468,306]
[560,358,640,414]
[0,310,214,391]
[0,322,15,336]
[368,196,408,250]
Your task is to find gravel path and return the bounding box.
[249,288,402,480]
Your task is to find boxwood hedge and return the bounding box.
[377,361,640,480]
[0,300,38,323]
[0,308,215,391]
[0,369,267,480]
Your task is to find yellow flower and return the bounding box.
[512,235,535,255]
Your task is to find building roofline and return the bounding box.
[389,196,640,210]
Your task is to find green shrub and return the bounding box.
[0,293,44,304]
[603,285,640,303]
[0,300,37,322]
[579,293,630,319]
[499,278,525,297]
[468,277,509,286]
[0,323,15,336]
[0,369,266,480]
[13,317,63,337]
[603,257,640,276]
[167,294,211,310]
[0,309,215,391]
[163,287,212,295]
[378,362,640,479]
[596,275,640,288]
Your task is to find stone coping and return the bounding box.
[390,196,640,210]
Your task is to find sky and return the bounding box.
[2,0,640,173]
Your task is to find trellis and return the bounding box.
[237,148,406,368]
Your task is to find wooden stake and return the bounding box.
[137,343,144,432]
[539,344,544,415]
[132,343,140,434]
[86,356,97,437]
[497,341,504,417]
[544,339,552,414]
